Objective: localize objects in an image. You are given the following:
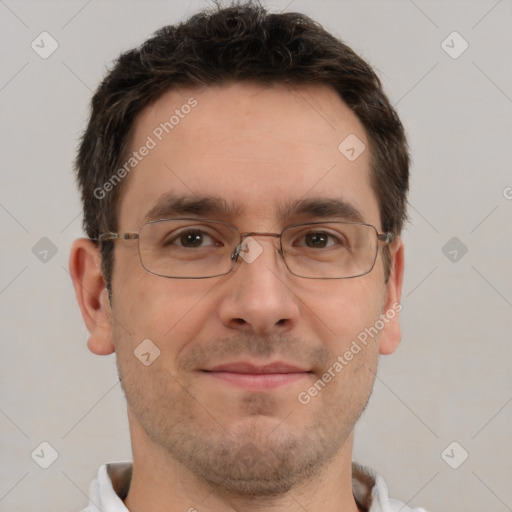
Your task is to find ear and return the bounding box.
[378,239,405,355]
[69,238,115,355]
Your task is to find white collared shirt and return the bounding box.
[80,462,428,512]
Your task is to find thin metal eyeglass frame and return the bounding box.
[96,218,394,279]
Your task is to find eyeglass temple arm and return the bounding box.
[377,232,395,244]
[96,232,140,242]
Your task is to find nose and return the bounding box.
[217,236,300,336]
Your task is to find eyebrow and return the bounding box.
[277,197,365,224]
[142,193,365,225]
[143,193,243,223]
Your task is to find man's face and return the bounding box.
[107,83,402,495]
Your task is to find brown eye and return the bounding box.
[298,230,344,249]
[179,230,204,247]
[304,232,329,248]
[164,229,217,248]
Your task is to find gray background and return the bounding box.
[1,0,511,510]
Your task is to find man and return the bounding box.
[70,2,426,511]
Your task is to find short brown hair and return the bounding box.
[75,1,409,288]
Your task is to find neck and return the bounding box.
[123,412,362,512]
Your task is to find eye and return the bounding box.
[299,231,343,249]
[167,229,218,248]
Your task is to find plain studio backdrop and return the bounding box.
[1,1,511,510]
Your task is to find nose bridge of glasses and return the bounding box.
[240,231,282,250]
[231,231,283,261]
[241,231,281,240]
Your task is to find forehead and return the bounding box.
[117,82,379,229]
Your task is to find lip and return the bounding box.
[206,361,308,373]
[201,361,313,390]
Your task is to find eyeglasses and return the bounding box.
[97,218,394,279]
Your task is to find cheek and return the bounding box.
[112,258,218,355]
[297,277,384,351]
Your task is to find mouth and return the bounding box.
[201,361,314,391]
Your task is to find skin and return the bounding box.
[70,82,404,512]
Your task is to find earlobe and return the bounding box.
[379,239,405,356]
[69,238,115,355]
